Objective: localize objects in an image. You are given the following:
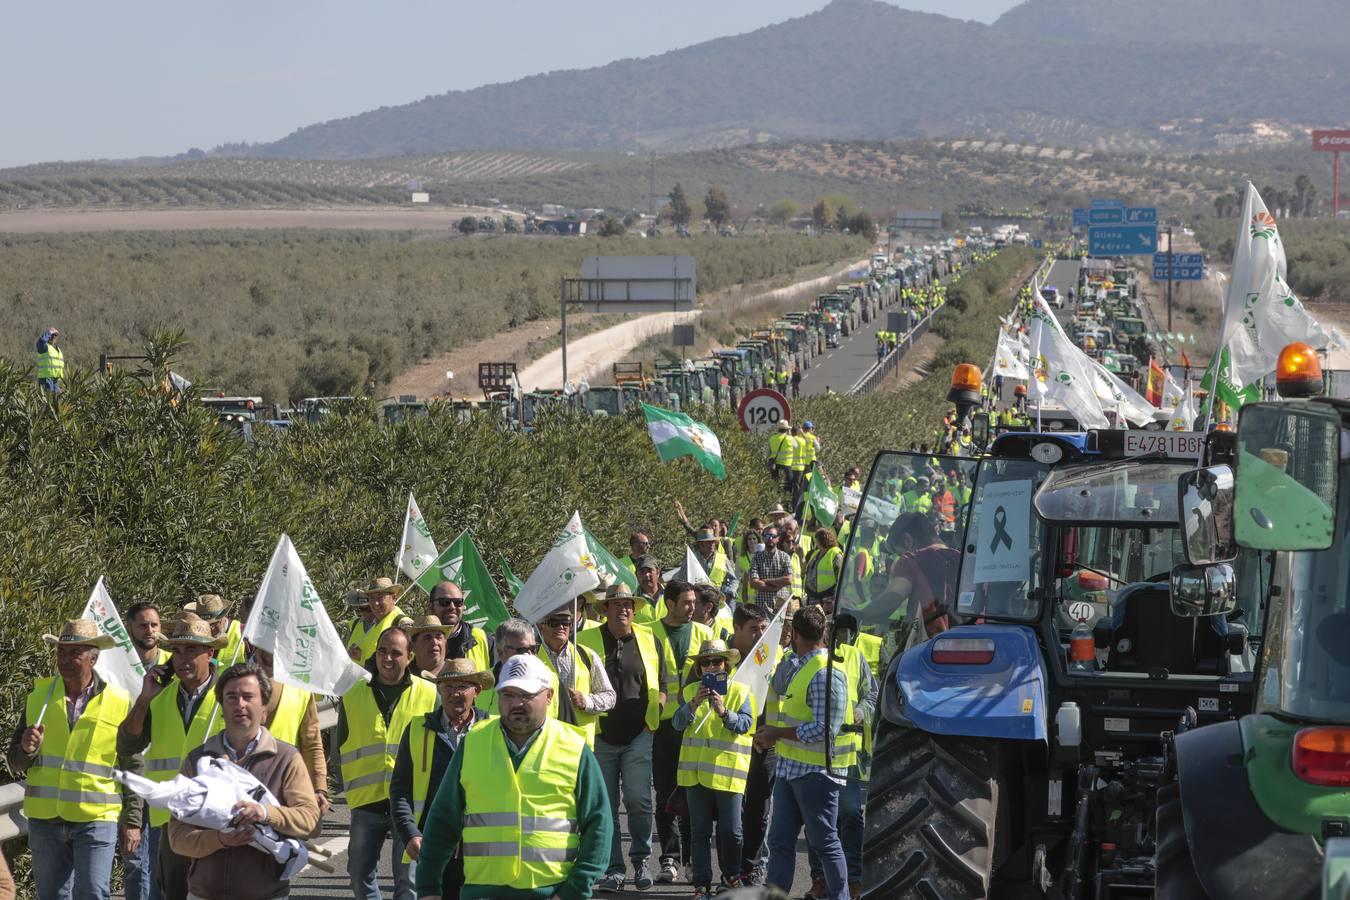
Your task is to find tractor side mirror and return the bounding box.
[1169,562,1237,618]
[971,412,990,448]
[1177,465,1236,565]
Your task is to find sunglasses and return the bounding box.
[432,596,466,607]
[544,617,574,628]
[763,533,779,540]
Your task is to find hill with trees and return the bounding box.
[233,0,1348,159]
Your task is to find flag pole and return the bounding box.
[34,676,60,731]
[199,639,244,747]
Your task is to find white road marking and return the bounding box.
[301,834,350,875]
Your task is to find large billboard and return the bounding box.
[1312,130,1350,152]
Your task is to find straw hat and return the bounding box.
[603,583,649,611]
[42,619,115,650]
[775,421,790,432]
[183,593,229,621]
[423,657,494,690]
[344,588,369,608]
[162,612,229,649]
[765,502,788,517]
[694,528,718,544]
[407,615,453,636]
[693,638,740,665]
[360,576,399,598]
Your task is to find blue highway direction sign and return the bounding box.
[1072,208,1089,228]
[1089,225,1158,256]
[1125,207,1157,225]
[1152,253,1206,281]
[1091,198,1125,208]
[1089,208,1124,225]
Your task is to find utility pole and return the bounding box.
[648,152,657,221]
[1166,226,1174,333]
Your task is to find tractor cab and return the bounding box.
[856,403,1264,897]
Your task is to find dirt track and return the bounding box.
[0,206,510,233]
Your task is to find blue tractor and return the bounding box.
[843,425,1265,899]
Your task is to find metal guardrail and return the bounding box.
[848,312,934,395]
[0,696,342,842]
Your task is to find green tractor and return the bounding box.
[1157,355,1350,900]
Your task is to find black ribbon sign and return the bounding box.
[989,505,1013,553]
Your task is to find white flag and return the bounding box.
[395,492,438,584]
[732,602,786,717]
[1027,291,1110,428]
[1169,383,1197,432]
[245,535,370,696]
[1090,360,1158,427]
[992,328,1029,380]
[1162,369,1186,411]
[1215,183,1329,405]
[512,512,602,624]
[81,578,149,700]
[683,547,711,586]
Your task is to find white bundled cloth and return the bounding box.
[115,755,309,880]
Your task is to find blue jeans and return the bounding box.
[807,776,864,882]
[767,773,847,900]
[594,731,654,878]
[347,806,413,900]
[123,824,152,900]
[687,785,743,889]
[27,818,117,900]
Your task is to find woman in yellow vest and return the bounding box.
[804,527,845,604]
[673,640,755,898]
[16,619,129,900]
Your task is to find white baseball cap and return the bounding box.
[496,654,553,695]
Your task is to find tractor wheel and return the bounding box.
[862,721,1007,899]
[1155,781,1209,900]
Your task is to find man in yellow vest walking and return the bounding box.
[537,601,615,748]
[415,653,613,900]
[35,326,64,393]
[346,577,411,666]
[768,421,795,493]
[755,606,851,900]
[391,658,492,898]
[337,625,436,900]
[9,619,131,900]
[184,594,244,669]
[117,613,228,900]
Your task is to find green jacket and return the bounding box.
[414,720,612,900]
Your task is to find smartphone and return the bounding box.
[152,665,173,687]
[701,672,728,696]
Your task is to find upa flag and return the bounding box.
[679,546,712,586]
[583,528,640,591]
[807,470,840,526]
[395,492,438,584]
[1027,291,1110,429]
[416,530,511,632]
[993,328,1029,380]
[1169,384,1197,432]
[694,602,787,732]
[81,578,149,700]
[244,535,370,696]
[512,512,602,624]
[642,403,726,481]
[1209,183,1328,411]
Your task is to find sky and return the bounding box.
[1,0,1019,167]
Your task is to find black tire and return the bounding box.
[1155,781,1209,900]
[862,721,1006,900]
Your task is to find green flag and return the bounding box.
[416,530,510,631]
[500,555,526,598]
[642,403,725,481]
[807,470,840,526]
[583,528,640,591]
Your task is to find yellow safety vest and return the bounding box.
[651,620,714,719]
[789,553,803,599]
[452,625,492,673]
[854,633,883,680]
[806,546,844,594]
[802,434,818,466]
[769,433,794,466]
[460,719,586,889]
[348,606,408,666]
[705,549,730,589]
[789,436,807,472]
[537,643,601,746]
[578,624,663,732]
[145,681,225,826]
[23,678,129,823]
[836,644,869,773]
[215,620,245,668]
[402,716,494,863]
[35,344,64,381]
[676,681,753,793]
[772,652,854,770]
[339,676,437,808]
[267,684,311,748]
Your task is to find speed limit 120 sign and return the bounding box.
[737,388,791,433]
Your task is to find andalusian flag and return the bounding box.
[642,403,725,480]
[583,528,640,591]
[416,530,510,631]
